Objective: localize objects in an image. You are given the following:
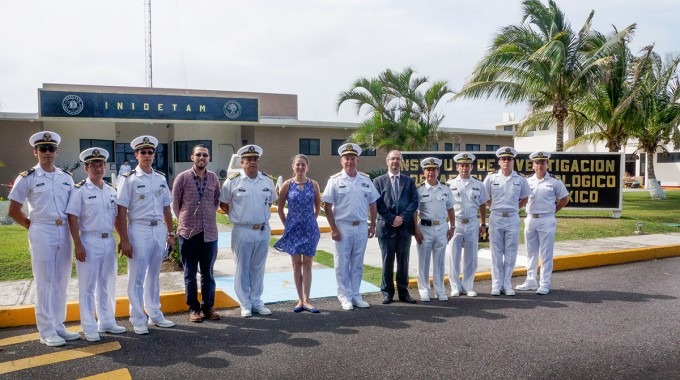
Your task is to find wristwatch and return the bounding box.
[167,232,176,237]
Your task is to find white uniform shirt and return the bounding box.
[8,165,74,221]
[483,171,531,212]
[322,170,379,222]
[66,178,117,233]
[417,181,453,221]
[116,167,171,221]
[219,171,275,225]
[448,176,489,220]
[526,173,569,214]
[119,164,132,175]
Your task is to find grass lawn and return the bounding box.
[2,190,679,282]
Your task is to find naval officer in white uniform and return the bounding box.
[322,143,379,311]
[219,145,276,318]
[8,131,80,346]
[117,135,176,334]
[516,151,569,295]
[483,147,531,296]
[66,148,127,342]
[414,157,455,302]
[446,152,489,297]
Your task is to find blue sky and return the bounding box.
[0,0,677,129]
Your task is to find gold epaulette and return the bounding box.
[330,172,341,179]
[154,169,166,177]
[74,179,87,188]
[63,169,73,176]
[122,171,134,177]
[104,181,114,189]
[228,172,240,180]
[19,168,35,177]
[261,171,276,182]
[358,171,369,177]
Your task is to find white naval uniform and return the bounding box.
[66,179,118,335]
[524,173,569,289]
[8,165,74,339]
[322,170,380,305]
[446,176,489,294]
[117,167,172,326]
[416,181,454,299]
[219,170,275,311]
[483,171,531,292]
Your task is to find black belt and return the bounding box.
[420,219,443,226]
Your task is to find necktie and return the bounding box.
[392,175,399,200]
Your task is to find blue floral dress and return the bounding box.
[274,179,320,256]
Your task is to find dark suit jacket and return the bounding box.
[374,173,419,238]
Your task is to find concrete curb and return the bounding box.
[2,244,679,328]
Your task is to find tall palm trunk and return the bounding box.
[645,150,666,199]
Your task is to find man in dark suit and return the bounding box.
[374,150,419,304]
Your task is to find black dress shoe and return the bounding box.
[399,295,417,304]
[382,295,393,304]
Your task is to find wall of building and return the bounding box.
[0,120,43,198]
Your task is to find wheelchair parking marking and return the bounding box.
[0,341,121,375]
[79,368,132,380]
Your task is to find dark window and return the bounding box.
[331,139,345,156]
[503,125,514,131]
[486,144,500,152]
[174,140,212,162]
[465,144,481,151]
[444,143,453,151]
[657,152,680,163]
[360,148,376,156]
[80,139,115,162]
[300,138,320,155]
[429,143,438,151]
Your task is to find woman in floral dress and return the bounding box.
[274,154,321,312]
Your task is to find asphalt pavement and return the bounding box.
[2,258,680,379]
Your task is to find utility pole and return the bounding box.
[144,0,153,87]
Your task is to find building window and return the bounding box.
[503,125,514,131]
[300,138,320,155]
[174,140,212,162]
[429,143,438,151]
[444,143,453,151]
[80,139,115,162]
[657,152,680,163]
[331,139,345,156]
[465,144,481,151]
[360,148,376,156]
[486,144,500,152]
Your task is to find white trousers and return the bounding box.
[28,221,72,339]
[447,221,479,293]
[417,224,447,298]
[231,225,270,310]
[77,234,118,334]
[333,221,368,304]
[524,215,557,288]
[127,223,166,326]
[489,213,520,291]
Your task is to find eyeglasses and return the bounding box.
[499,157,514,161]
[193,153,209,157]
[138,150,155,155]
[37,146,57,153]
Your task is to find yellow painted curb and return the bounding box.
[0,290,240,328]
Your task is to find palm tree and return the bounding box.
[566,28,637,152]
[627,46,680,199]
[455,0,634,151]
[337,67,454,151]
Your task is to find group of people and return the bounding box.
[8,130,568,348]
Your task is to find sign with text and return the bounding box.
[39,90,259,122]
[401,152,623,210]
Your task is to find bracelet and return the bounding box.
[167,232,176,237]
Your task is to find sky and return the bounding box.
[0,0,678,130]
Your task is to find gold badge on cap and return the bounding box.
[143,137,150,144]
[44,133,52,142]
[93,149,100,157]
[537,152,545,158]
[462,154,469,159]
[429,159,435,164]
[346,145,354,152]
[505,148,512,154]
[248,146,255,153]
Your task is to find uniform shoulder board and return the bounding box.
[358,171,369,177]
[228,172,240,180]
[104,180,115,188]
[19,168,36,177]
[122,171,134,177]
[260,171,277,181]
[63,169,73,176]
[74,179,87,188]
[330,172,342,179]
[154,169,166,177]
[418,181,425,187]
